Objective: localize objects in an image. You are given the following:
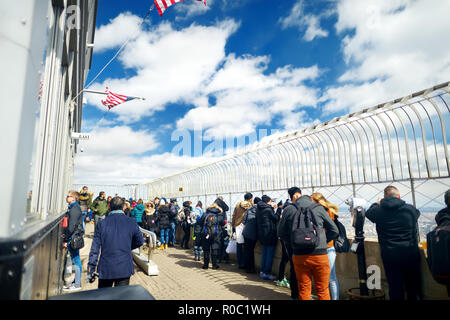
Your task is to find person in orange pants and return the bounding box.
[293,254,331,300]
[278,187,339,300]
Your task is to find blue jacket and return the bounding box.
[131,203,145,223]
[88,210,144,279]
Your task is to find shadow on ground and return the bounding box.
[225,283,290,300]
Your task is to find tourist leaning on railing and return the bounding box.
[365,185,422,300]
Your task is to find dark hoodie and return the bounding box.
[435,206,450,226]
[256,201,280,246]
[366,197,421,250]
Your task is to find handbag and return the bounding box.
[235,223,245,244]
[334,217,350,253]
[69,217,85,250]
[226,238,237,254]
[70,230,85,250]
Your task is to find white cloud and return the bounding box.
[93,12,142,52]
[78,125,159,156]
[279,0,332,41]
[74,152,216,185]
[176,54,321,139]
[321,0,450,114]
[87,17,240,123]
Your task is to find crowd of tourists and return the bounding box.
[61,185,450,300]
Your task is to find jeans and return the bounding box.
[170,222,177,244]
[160,228,170,245]
[86,210,92,221]
[260,245,275,275]
[236,243,244,268]
[194,245,203,259]
[94,214,106,229]
[283,242,299,299]
[81,212,87,231]
[278,240,289,281]
[68,246,82,286]
[243,237,257,272]
[327,247,339,300]
[98,277,130,288]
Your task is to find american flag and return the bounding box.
[154,0,207,16]
[101,87,136,110]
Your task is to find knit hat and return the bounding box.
[288,187,302,199]
[160,198,166,206]
[196,201,202,207]
[254,197,262,204]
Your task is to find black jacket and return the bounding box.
[435,206,450,226]
[277,201,295,243]
[256,201,280,246]
[366,197,420,250]
[62,202,83,242]
[142,214,157,231]
[156,205,171,229]
[242,206,258,240]
[197,205,226,246]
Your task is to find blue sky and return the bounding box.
[75,0,450,185]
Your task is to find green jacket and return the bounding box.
[92,197,109,216]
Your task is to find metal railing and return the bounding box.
[146,83,449,197]
[144,82,450,239]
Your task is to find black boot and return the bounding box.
[202,251,210,269]
[212,254,219,269]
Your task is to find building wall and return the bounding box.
[0,0,97,299]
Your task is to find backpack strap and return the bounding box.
[292,202,320,227]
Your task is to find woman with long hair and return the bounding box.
[311,192,340,300]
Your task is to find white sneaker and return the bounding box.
[63,282,73,290]
[63,284,82,292]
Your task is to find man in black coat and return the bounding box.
[256,195,280,280]
[156,199,171,250]
[276,187,302,299]
[214,197,230,264]
[366,185,422,300]
[435,189,450,226]
[242,197,261,273]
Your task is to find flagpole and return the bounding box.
[81,89,146,100]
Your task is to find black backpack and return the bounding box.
[426,223,450,285]
[290,203,320,251]
[334,217,350,253]
[204,213,218,238]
